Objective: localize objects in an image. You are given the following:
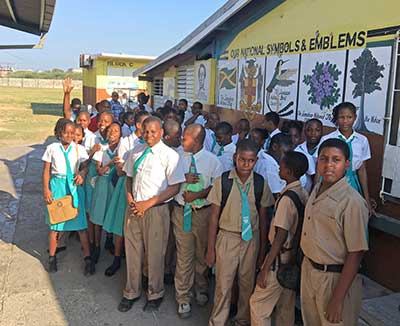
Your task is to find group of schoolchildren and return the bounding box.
[43,79,371,326]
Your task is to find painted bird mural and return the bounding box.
[265,59,297,117]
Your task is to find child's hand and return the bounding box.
[63,77,74,94]
[116,161,124,169]
[256,267,268,289]
[325,296,343,323]
[185,173,199,184]
[205,248,215,267]
[74,174,84,185]
[92,144,101,152]
[113,156,121,164]
[183,191,197,203]
[132,199,152,217]
[44,189,54,204]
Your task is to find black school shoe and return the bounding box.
[48,256,57,273]
[143,298,163,312]
[117,297,139,312]
[84,256,95,276]
[104,256,121,277]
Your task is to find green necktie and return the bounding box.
[183,155,197,232]
[338,135,362,193]
[235,180,252,241]
[217,145,224,157]
[133,147,152,175]
[59,144,79,208]
[211,133,217,152]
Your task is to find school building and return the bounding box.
[80,53,155,105]
[134,0,400,291]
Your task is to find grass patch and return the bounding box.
[0,87,82,147]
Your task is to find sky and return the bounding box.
[0,0,226,71]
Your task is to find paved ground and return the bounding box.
[0,142,398,326]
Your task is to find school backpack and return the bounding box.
[275,190,305,292]
[220,171,264,213]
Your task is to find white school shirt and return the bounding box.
[94,130,111,153]
[172,145,185,155]
[254,151,286,194]
[118,133,143,162]
[123,141,186,202]
[295,141,318,193]
[213,142,236,172]
[121,123,136,138]
[93,143,119,168]
[175,148,223,207]
[83,128,96,152]
[204,128,216,152]
[42,141,89,175]
[183,110,206,128]
[231,133,249,145]
[321,130,371,171]
[264,128,281,150]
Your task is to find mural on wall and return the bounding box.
[195,60,211,103]
[163,77,176,100]
[238,57,265,114]
[217,59,238,109]
[264,54,299,119]
[298,51,346,126]
[345,46,392,135]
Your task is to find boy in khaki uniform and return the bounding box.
[301,138,369,325]
[250,151,309,326]
[206,139,275,326]
[118,117,186,313]
[172,124,223,318]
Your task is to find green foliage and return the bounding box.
[7,69,82,80]
[350,48,384,97]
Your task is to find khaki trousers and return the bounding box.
[250,268,295,326]
[301,257,362,326]
[209,230,259,326]
[172,205,210,304]
[123,204,170,301]
[165,203,176,275]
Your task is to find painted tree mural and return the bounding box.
[350,48,385,132]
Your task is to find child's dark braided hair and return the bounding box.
[54,118,74,140]
[331,102,357,125]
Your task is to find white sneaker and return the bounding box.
[195,292,209,306]
[178,303,191,319]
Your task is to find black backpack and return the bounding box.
[275,190,305,291]
[220,171,264,213]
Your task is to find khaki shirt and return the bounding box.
[300,177,369,265]
[268,181,309,252]
[207,168,275,232]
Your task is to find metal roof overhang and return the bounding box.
[133,0,252,77]
[0,0,56,49]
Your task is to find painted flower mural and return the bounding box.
[303,61,342,110]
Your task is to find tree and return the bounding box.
[350,48,385,132]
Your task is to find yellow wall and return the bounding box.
[82,56,153,102]
[226,0,400,59]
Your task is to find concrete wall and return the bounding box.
[0,78,82,89]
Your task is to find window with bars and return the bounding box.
[153,78,164,96]
[177,65,194,103]
[381,35,400,200]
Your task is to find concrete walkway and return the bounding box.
[0,143,398,326]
